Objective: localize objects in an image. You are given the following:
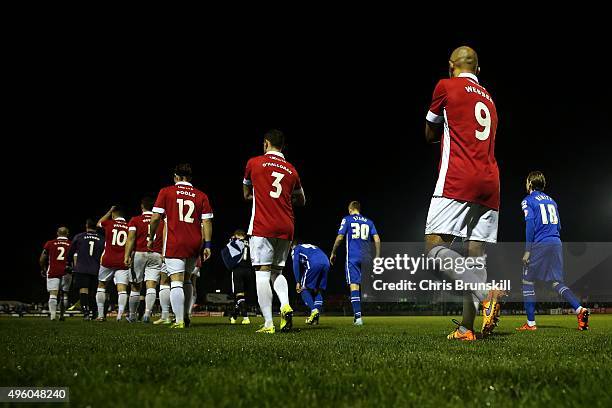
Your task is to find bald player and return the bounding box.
[40,227,71,321]
[424,46,504,341]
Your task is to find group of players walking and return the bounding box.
[40,45,590,338]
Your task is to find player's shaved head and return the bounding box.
[348,201,361,213]
[85,218,96,230]
[449,46,479,76]
[57,226,69,237]
[264,129,285,150]
[141,196,154,211]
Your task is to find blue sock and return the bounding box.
[301,290,315,311]
[314,292,323,312]
[522,282,536,322]
[350,289,361,319]
[554,282,581,311]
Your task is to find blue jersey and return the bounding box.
[337,214,378,261]
[68,231,104,276]
[521,191,561,248]
[291,244,329,289]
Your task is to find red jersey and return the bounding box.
[43,237,71,278]
[99,218,129,269]
[153,182,213,259]
[427,73,500,210]
[243,151,303,240]
[127,211,164,253]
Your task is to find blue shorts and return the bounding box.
[524,243,564,283]
[300,263,329,291]
[346,258,368,285]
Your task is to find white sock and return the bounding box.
[117,291,127,320]
[170,281,185,323]
[575,306,584,315]
[256,271,273,328]
[190,285,197,314]
[49,295,57,320]
[145,288,156,317]
[96,289,106,317]
[527,320,536,327]
[183,281,192,319]
[160,285,170,320]
[129,293,140,319]
[272,273,290,309]
[63,294,69,309]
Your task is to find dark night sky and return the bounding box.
[6,27,611,302]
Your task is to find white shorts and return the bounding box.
[165,257,197,277]
[98,266,130,285]
[249,236,291,268]
[425,197,498,243]
[47,276,72,292]
[133,252,162,283]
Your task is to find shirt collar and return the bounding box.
[57,237,68,240]
[176,181,193,186]
[115,217,126,221]
[265,151,285,159]
[458,72,479,83]
[142,211,153,215]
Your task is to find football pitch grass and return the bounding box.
[1,315,611,407]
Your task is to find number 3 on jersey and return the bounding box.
[270,171,284,198]
[351,223,369,240]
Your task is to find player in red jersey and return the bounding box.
[124,196,165,323]
[424,46,504,340]
[40,227,71,320]
[95,206,131,321]
[243,130,306,333]
[148,163,213,329]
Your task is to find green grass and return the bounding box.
[1,315,611,407]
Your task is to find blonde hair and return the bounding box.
[527,171,546,191]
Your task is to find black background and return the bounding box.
[6,24,611,302]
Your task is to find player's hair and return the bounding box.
[85,218,96,229]
[233,229,247,239]
[264,129,285,150]
[174,163,193,178]
[57,226,69,237]
[527,171,546,191]
[141,196,155,211]
[348,201,361,212]
[112,205,125,217]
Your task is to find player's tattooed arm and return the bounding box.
[243,184,253,201]
[124,230,136,267]
[373,234,381,259]
[39,250,48,277]
[329,234,345,265]
[425,121,443,144]
[147,213,162,250]
[292,188,306,207]
[97,206,116,227]
[201,219,213,261]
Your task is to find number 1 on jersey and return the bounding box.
[177,199,195,223]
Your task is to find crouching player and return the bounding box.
[221,230,253,325]
[125,197,165,323]
[518,171,589,331]
[292,241,329,325]
[40,227,71,321]
[330,201,381,326]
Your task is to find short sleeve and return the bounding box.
[243,159,253,186]
[153,189,166,214]
[426,80,447,124]
[201,194,214,220]
[521,199,534,220]
[369,220,378,236]
[338,217,348,235]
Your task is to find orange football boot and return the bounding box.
[447,320,477,341]
[577,307,590,331]
[516,323,537,331]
